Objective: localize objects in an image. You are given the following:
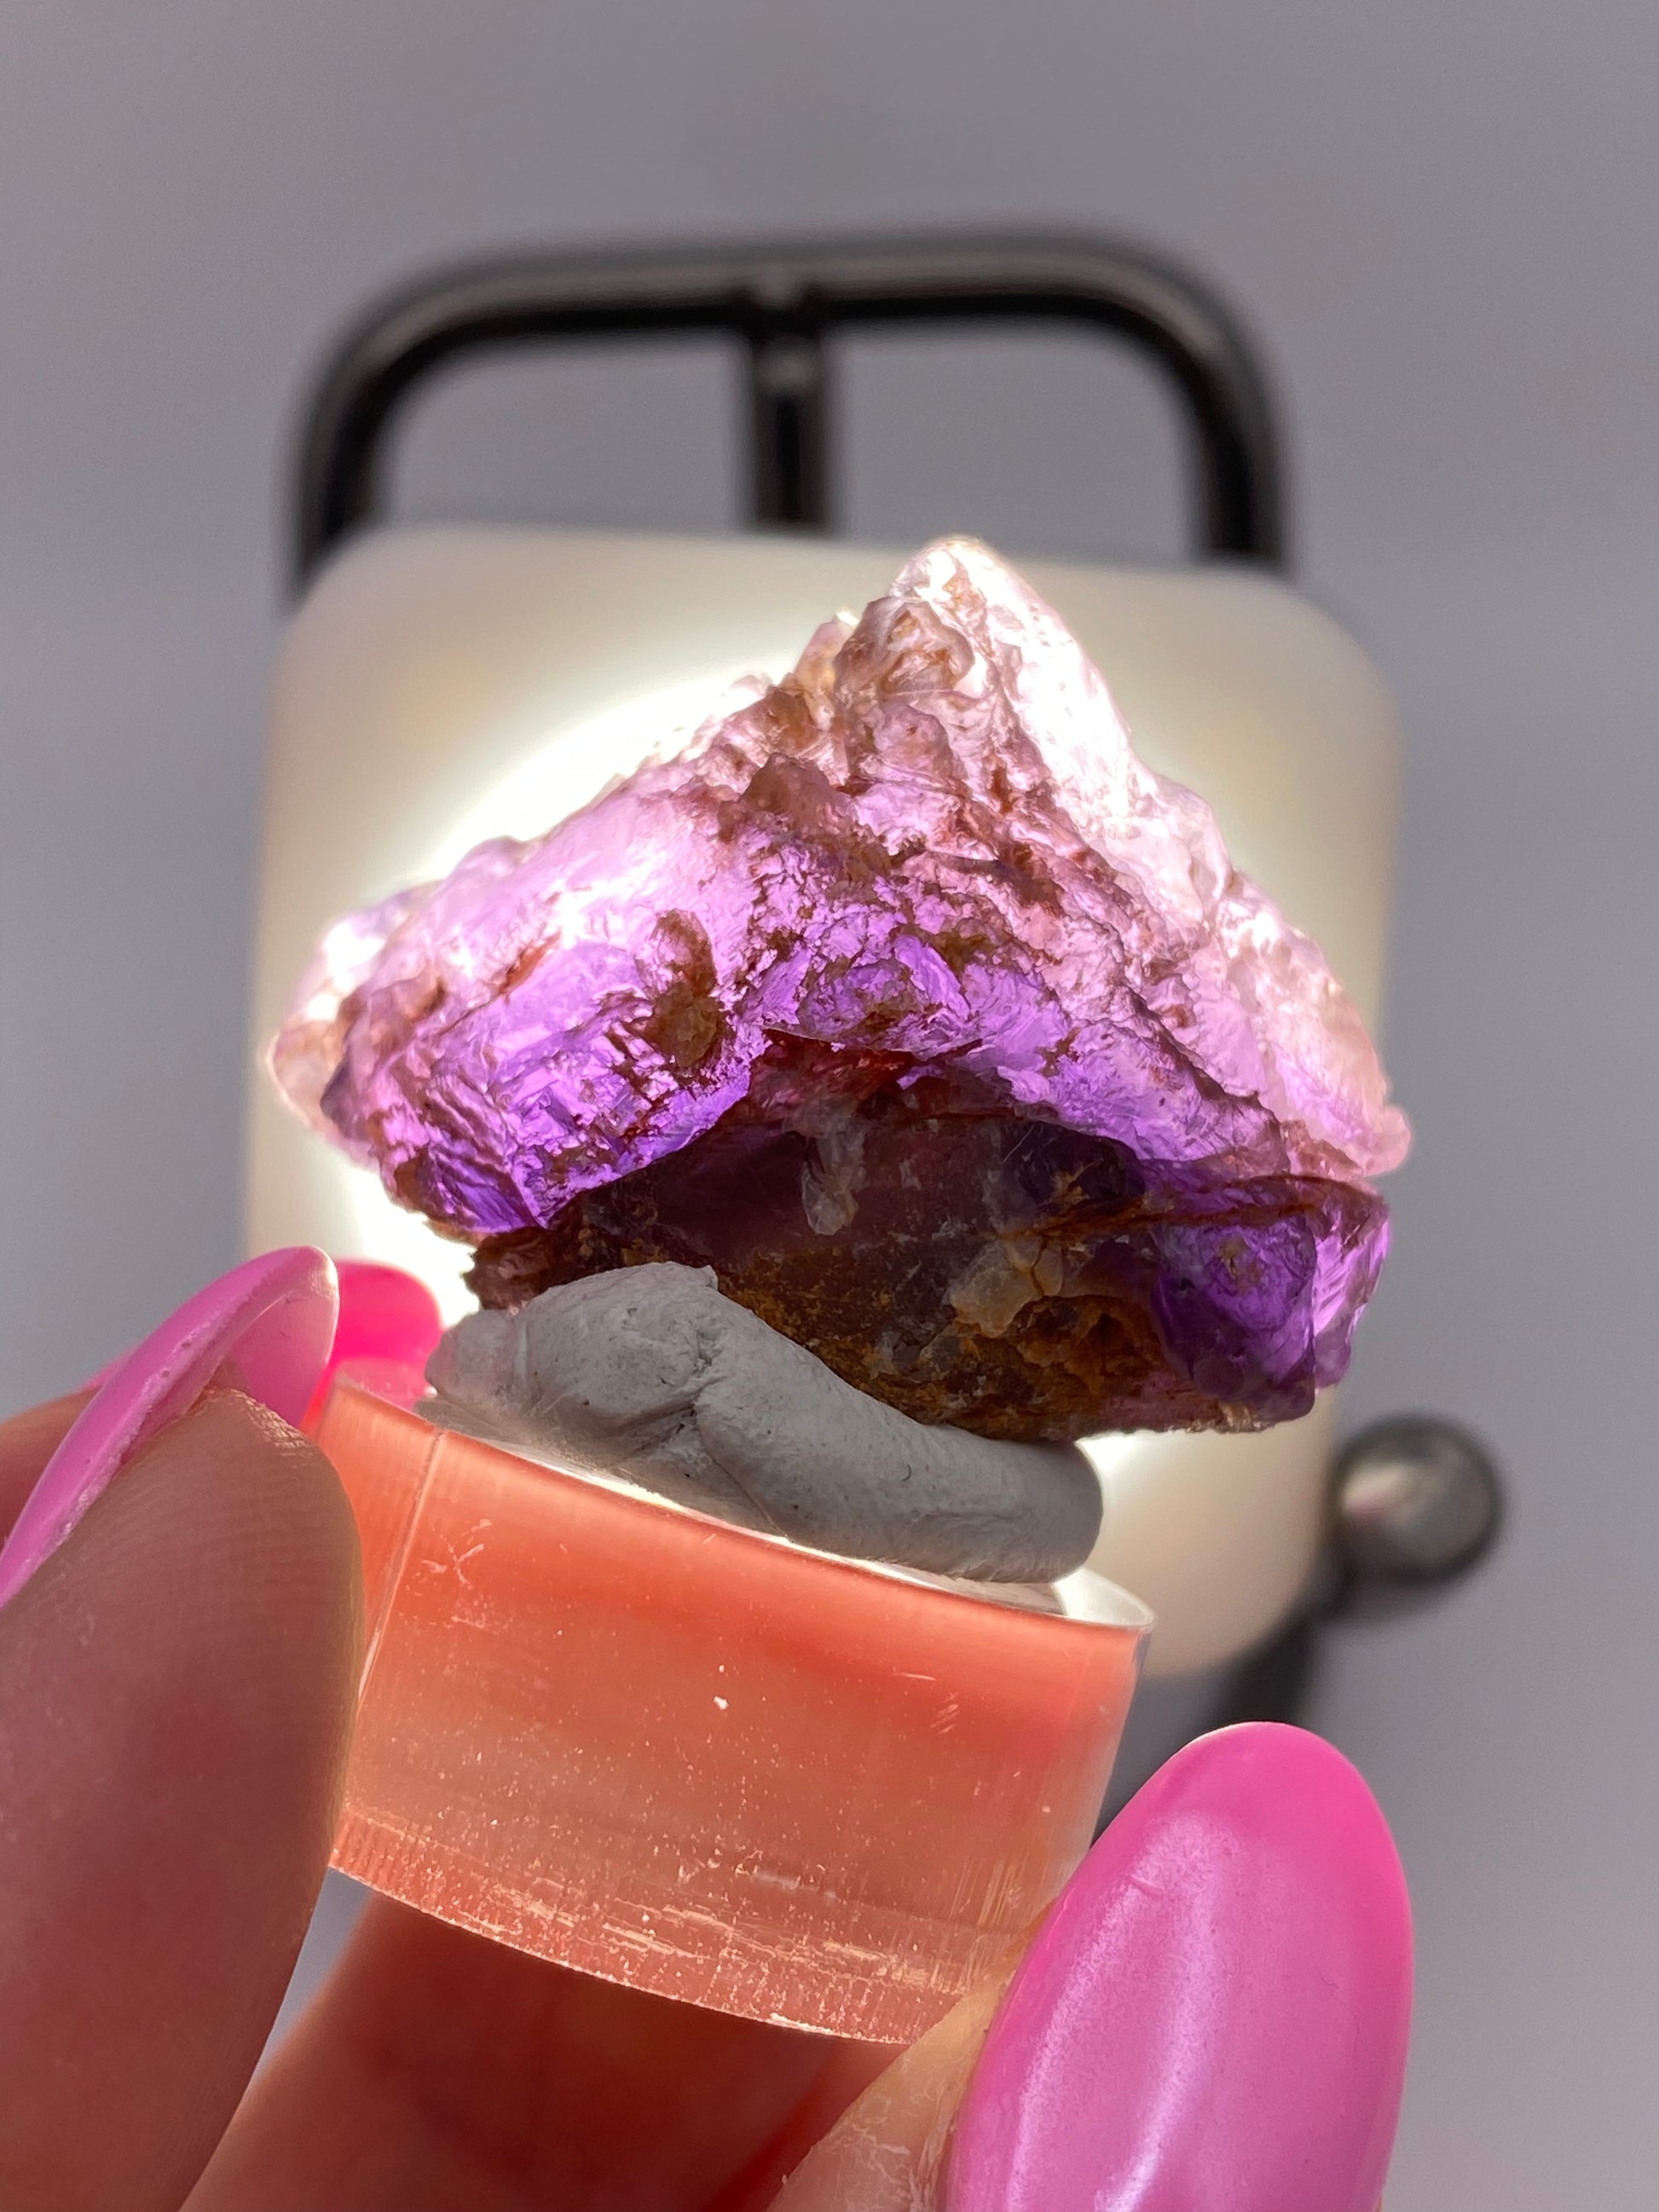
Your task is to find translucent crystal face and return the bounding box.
[270,538,1408,1441]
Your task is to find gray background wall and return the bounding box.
[2,5,1653,2203]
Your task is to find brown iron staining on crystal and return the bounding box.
[636,911,727,1075]
[466,1037,1374,1443]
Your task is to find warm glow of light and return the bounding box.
[1078,1432,1149,1487]
[342,1174,477,1325]
[424,660,795,878]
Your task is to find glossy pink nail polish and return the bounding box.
[946,1723,1413,2212]
[0,1248,338,1608]
[303,1259,443,1426]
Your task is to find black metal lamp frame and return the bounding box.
[292,230,1286,589]
[288,228,1500,1729]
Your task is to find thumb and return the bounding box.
[0,1259,359,2212]
[770,1724,1412,2212]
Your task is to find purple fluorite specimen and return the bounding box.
[272,539,1408,1441]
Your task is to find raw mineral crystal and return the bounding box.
[271,538,1408,1441]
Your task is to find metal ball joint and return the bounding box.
[1199,1414,1505,1739]
[1330,1414,1504,1608]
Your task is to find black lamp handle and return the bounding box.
[291,230,1288,592]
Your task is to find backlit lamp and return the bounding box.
[241,237,1497,2034]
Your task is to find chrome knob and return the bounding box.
[1333,1416,1503,1592]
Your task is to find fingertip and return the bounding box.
[308,1259,444,1422]
[947,1723,1413,2212]
[0,1388,361,2212]
[0,1390,91,1541]
[0,1246,340,1610]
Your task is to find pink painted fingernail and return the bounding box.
[304,1260,443,1427]
[0,1249,338,1608]
[946,1723,1413,2212]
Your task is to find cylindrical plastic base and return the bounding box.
[318,1380,1149,2043]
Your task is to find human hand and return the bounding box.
[0,1253,1411,2211]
